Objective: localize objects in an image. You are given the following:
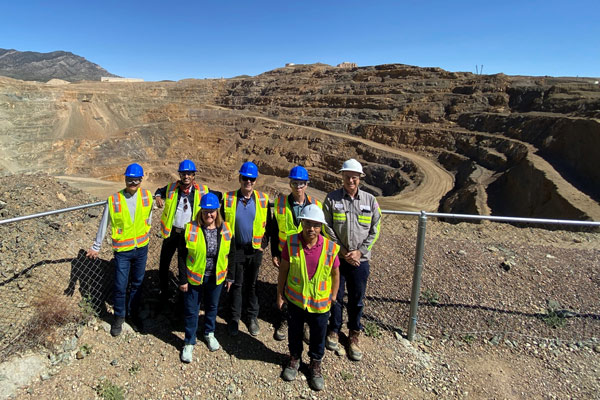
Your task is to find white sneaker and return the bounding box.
[181,344,194,363]
[204,332,220,352]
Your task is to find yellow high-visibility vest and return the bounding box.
[274,194,322,252]
[223,190,269,249]
[185,221,232,285]
[108,189,153,252]
[160,182,208,238]
[284,234,339,313]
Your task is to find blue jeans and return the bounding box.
[288,303,329,361]
[329,260,370,333]
[184,275,224,345]
[113,245,148,318]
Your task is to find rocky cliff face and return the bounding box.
[0,63,599,220]
[0,49,118,82]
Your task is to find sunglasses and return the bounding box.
[290,181,307,188]
[302,220,322,229]
[179,172,195,177]
[183,197,188,211]
[126,178,142,185]
[241,176,256,182]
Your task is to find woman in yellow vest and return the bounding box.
[276,204,340,391]
[180,193,234,363]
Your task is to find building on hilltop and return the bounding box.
[285,63,296,67]
[101,77,144,82]
[337,62,357,68]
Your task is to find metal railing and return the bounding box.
[0,201,599,361]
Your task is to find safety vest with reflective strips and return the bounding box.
[108,189,153,252]
[274,194,322,252]
[160,181,208,238]
[185,221,232,285]
[284,234,340,313]
[223,190,269,250]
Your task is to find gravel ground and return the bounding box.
[1,174,599,399]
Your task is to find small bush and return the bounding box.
[421,289,439,305]
[128,361,141,376]
[541,309,566,329]
[340,371,354,381]
[364,321,381,338]
[462,334,475,344]
[26,292,82,345]
[96,379,125,400]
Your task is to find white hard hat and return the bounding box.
[338,158,365,177]
[298,204,328,225]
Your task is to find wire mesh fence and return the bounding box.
[0,203,598,362]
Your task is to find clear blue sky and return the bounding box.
[3,0,599,81]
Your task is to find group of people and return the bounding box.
[86,158,381,391]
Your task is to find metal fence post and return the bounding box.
[407,211,428,341]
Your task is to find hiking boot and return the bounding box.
[308,359,324,391]
[204,332,220,352]
[247,318,260,336]
[110,316,125,337]
[303,323,310,344]
[348,330,363,361]
[274,319,287,341]
[325,330,339,351]
[282,356,300,381]
[228,320,239,336]
[180,344,194,363]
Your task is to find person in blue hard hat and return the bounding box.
[86,163,153,336]
[180,192,235,363]
[268,165,322,341]
[154,160,216,307]
[222,161,272,336]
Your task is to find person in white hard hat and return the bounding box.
[277,204,340,391]
[322,158,381,362]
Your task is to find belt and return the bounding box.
[173,227,185,234]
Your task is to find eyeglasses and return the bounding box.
[343,175,360,182]
[202,209,217,214]
[302,220,322,229]
[179,172,195,177]
[126,178,141,185]
[290,181,307,188]
[183,197,188,211]
[241,176,256,182]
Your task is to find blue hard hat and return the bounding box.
[124,163,144,178]
[288,165,309,181]
[239,161,258,178]
[178,159,197,172]
[200,192,220,210]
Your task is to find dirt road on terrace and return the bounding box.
[206,105,455,211]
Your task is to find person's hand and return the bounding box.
[345,250,361,266]
[155,196,164,208]
[258,248,264,252]
[86,249,99,259]
[179,283,188,293]
[277,293,287,310]
[225,281,233,292]
[272,256,281,269]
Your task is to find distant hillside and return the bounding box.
[0,48,119,82]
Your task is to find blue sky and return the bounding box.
[2,1,599,81]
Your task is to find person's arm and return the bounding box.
[86,204,110,259]
[267,204,282,264]
[154,185,168,208]
[277,258,290,310]
[322,195,347,257]
[225,236,237,291]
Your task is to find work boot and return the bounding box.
[308,359,325,391]
[110,316,125,337]
[180,344,194,363]
[348,330,363,361]
[274,319,287,341]
[325,330,339,351]
[247,318,260,336]
[282,356,300,381]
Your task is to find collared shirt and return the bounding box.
[235,190,256,246]
[322,187,381,261]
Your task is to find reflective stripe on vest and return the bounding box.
[224,190,269,250]
[274,194,322,252]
